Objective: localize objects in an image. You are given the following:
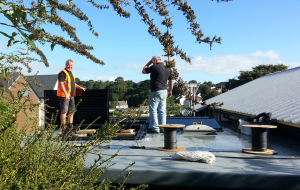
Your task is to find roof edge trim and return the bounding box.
[219,109,300,128]
[275,120,300,129]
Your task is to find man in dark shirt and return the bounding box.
[57,59,85,130]
[142,56,174,133]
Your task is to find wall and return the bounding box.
[7,76,40,134]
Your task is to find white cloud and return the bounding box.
[175,50,297,75]
[20,62,61,75]
[287,62,300,68]
[250,50,281,59]
[124,63,141,69]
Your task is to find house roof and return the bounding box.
[26,74,58,99]
[1,73,20,88]
[139,106,149,110]
[195,67,300,125]
[116,101,128,106]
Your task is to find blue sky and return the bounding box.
[0,0,299,84]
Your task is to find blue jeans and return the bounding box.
[148,90,167,132]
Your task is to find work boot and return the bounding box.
[62,125,72,136]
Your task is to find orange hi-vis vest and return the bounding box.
[57,69,76,97]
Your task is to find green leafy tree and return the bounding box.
[85,80,95,89]
[211,90,221,97]
[93,80,107,89]
[109,93,119,102]
[203,81,213,87]
[166,95,176,105]
[201,85,212,100]
[114,76,126,87]
[76,81,86,88]
[75,77,80,83]
[0,0,231,188]
[227,64,288,90]
[189,80,197,84]
[126,80,135,88]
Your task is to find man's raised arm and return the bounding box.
[142,59,152,74]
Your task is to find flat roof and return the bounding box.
[83,121,300,190]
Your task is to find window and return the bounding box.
[17,89,29,100]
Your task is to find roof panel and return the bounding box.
[195,67,300,125]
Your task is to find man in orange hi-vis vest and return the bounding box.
[57,59,85,131]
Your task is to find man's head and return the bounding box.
[65,59,74,71]
[152,56,161,65]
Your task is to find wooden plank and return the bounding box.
[120,129,134,133]
[116,132,136,136]
[242,125,277,128]
[76,129,97,134]
[157,124,185,128]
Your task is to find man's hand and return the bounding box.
[167,91,172,98]
[82,87,86,91]
[65,94,70,100]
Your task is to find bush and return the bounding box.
[0,61,146,189]
[0,103,146,189]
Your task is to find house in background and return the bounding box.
[139,106,149,113]
[27,74,58,127]
[1,73,58,133]
[176,93,203,108]
[211,86,222,93]
[176,95,186,106]
[115,101,128,109]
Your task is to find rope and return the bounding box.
[251,128,267,151]
[164,128,177,149]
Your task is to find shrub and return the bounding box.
[0,56,146,189]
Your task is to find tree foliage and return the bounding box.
[77,77,154,107]
[0,52,148,189]
[1,0,230,94]
[226,64,288,90]
[0,0,232,188]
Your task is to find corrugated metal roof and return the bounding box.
[195,67,300,124]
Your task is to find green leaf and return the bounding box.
[1,68,8,78]
[51,43,55,51]
[47,0,58,5]
[14,9,23,18]
[3,13,18,27]
[0,31,12,38]
[12,32,18,37]
[17,29,36,49]
[7,38,14,50]
[21,11,27,21]
[39,19,47,25]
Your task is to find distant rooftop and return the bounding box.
[195,67,300,125]
[1,73,20,88]
[26,74,58,99]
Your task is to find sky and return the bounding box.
[0,0,299,84]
